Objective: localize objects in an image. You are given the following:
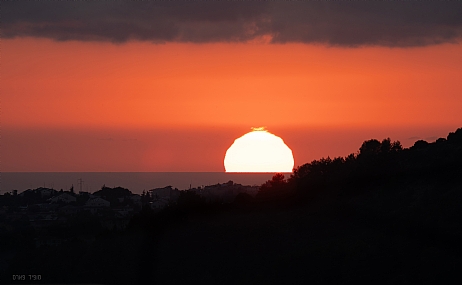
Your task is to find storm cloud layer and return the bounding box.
[3,1,462,47]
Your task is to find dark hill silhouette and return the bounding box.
[2,127,461,284]
[280,128,462,202]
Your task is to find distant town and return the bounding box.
[0,181,259,248]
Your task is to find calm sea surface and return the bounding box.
[0,172,283,195]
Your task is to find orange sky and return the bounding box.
[2,38,462,171]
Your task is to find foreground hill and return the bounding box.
[1,128,461,284]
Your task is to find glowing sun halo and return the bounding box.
[224,128,294,172]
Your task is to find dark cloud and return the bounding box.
[3,1,462,46]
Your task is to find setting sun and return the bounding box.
[224,128,294,173]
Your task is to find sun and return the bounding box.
[224,128,294,172]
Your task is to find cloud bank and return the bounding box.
[3,1,462,47]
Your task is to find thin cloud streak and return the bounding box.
[3,1,462,47]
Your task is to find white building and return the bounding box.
[150,198,169,210]
[200,181,260,203]
[49,193,76,204]
[113,205,134,218]
[38,188,55,198]
[149,186,180,202]
[129,194,142,206]
[84,197,110,214]
[85,197,110,208]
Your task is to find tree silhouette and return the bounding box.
[256,173,293,202]
[412,140,429,149]
[380,138,392,153]
[359,139,381,156]
[141,190,150,205]
[447,128,462,144]
[391,140,403,152]
[267,173,286,187]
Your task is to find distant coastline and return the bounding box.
[0,172,279,195]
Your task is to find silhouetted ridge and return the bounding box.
[259,128,462,203]
[2,127,461,284]
[447,127,462,144]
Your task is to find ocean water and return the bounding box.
[0,172,284,195]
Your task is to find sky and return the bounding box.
[2,1,462,172]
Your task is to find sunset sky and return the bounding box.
[2,1,462,172]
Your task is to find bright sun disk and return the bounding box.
[224,128,294,172]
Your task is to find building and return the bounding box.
[150,198,169,211]
[149,186,180,202]
[49,193,76,204]
[37,188,55,198]
[128,194,142,206]
[201,181,260,203]
[113,205,134,218]
[85,197,110,208]
[59,205,82,216]
[84,197,110,214]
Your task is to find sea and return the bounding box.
[0,172,283,195]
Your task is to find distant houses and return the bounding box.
[38,188,55,198]
[149,186,180,201]
[146,182,260,209]
[150,198,170,210]
[128,194,142,206]
[59,204,81,216]
[148,186,180,211]
[85,197,110,208]
[0,181,262,247]
[142,181,261,210]
[200,181,259,203]
[49,193,77,204]
[84,197,110,214]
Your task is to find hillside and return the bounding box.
[1,128,461,284]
